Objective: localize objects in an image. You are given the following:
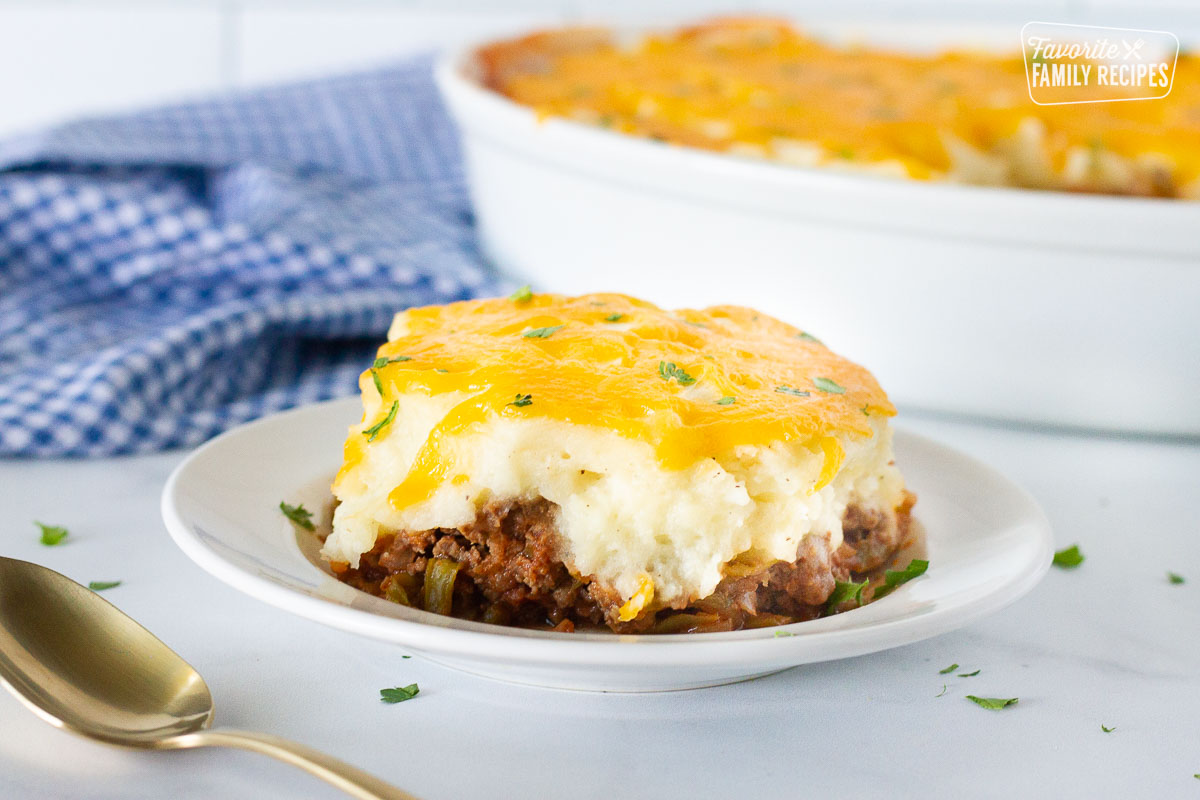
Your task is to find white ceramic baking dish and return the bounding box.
[434,30,1200,436]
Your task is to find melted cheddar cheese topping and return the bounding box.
[335,292,893,511]
[477,19,1200,196]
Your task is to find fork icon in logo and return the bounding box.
[1122,38,1145,60]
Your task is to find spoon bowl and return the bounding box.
[0,556,416,800]
[0,557,212,745]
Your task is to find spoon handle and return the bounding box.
[169,729,420,800]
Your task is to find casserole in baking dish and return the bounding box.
[477,19,1200,198]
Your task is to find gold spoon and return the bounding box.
[0,556,418,800]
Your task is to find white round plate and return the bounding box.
[162,397,1054,692]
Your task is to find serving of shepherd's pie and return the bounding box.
[323,292,917,633]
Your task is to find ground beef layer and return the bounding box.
[332,493,916,634]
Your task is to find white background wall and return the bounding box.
[0,0,1194,138]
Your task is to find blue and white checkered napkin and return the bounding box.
[0,57,504,457]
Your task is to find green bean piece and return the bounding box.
[422,557,460,616]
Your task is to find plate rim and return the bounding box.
[161,397,1054,668]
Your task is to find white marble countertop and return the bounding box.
[1,413,1197,799]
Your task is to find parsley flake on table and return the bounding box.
[939,663,960,674]
[1052,544,1085,569]
[773,630,795,638]
[958,669,981,677]
[774,385,810,397]
[364,401,398,442]
[604,313,625,322]
[509,285,533,303]
[36,522,69,546]
[824,578,868,614]
[88,581,121,591]
[1167,571,1185,584]
[279,501,316,531]
[380,684,420,704]
[873,558,929,598]
[658,361,696,386]
[523,324,565,339]
[966,695,1018,710]
[1101,725,1115,733]
[936,684,948,697]
[813,377,846,394]
[372,355,411,368]
[795,331,822,344]
[508,393,533,408]
[716,396,736,405]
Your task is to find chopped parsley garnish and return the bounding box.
[380,684,420,704]
[435,368,448,373]
[861,405,871,416]
[813,377,846,394]
[658,361,696,386]
[522,325,564,339]
[364,401,398,442]
[371,370,383,395]
[958,669,981,677]
[824,578,868,614]
[873,559,929,598]
[508,393,533,408]
[88,581,121,591]
[279,501,316,531]
[36,522,68,546]
[509,285,532,302]
[775,385,810,397]
[1052,544,1085,569]
[939,663,959,674]
[604,313,625,322]
[402,655,411,659]
[716,396,736,405]
[773,630,795,637]
[795,331,823,344]
[1101,725,1115,733]
[1168,571,1185,584]
[372,355,411,368]
[684,320,707,329]
[966,695,1018,710]
[936,684,948,697]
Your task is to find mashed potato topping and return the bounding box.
[325,293,907,614]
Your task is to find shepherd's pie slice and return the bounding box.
[324,292,916,633]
